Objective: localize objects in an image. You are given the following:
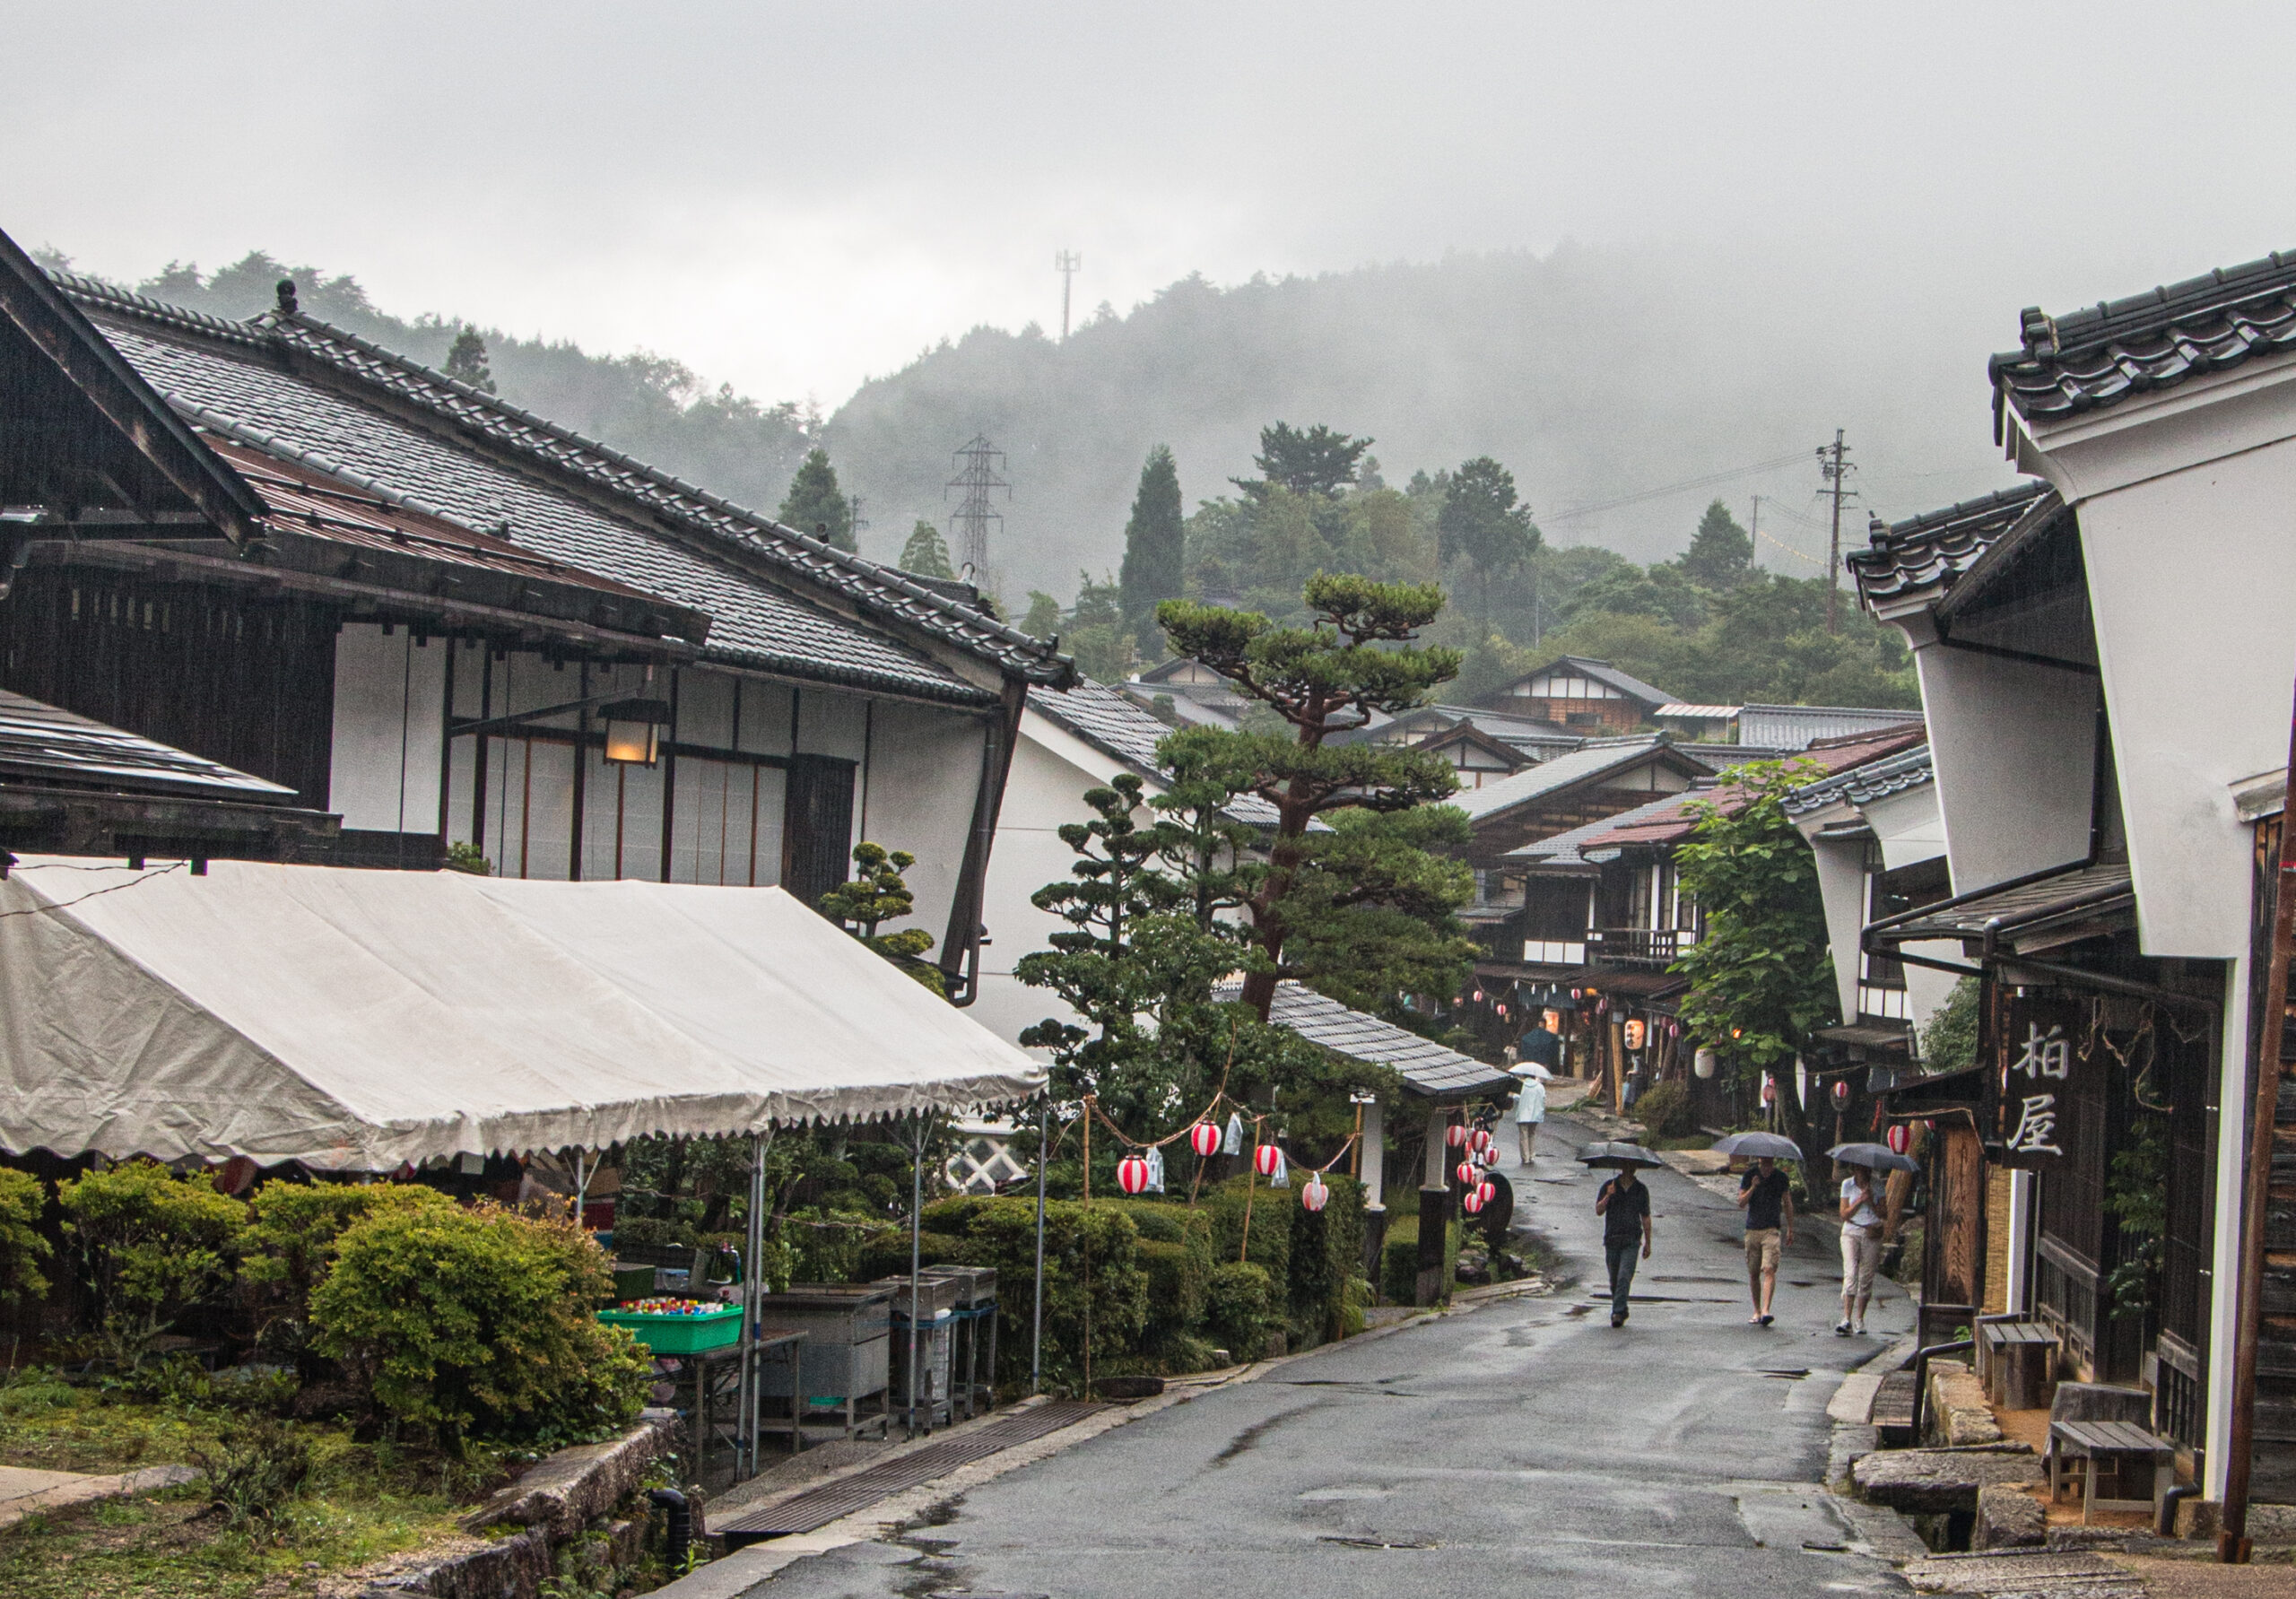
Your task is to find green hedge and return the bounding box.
[1378,1211,1460,1307]
[1205,1261,1274,1360]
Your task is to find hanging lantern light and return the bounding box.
[1693,1046,1718,1080]
[1477,1145,1500,1169]
[1470,1126,1495,1155]
[1761,1075,1777,1106]
[1300,1172,1329,1212]
[1462,1185,1487,1215]
[1455,1159,1479,1186]
[1477,1178,1497,1206]
[1831,1078,1851,1108]
[1189,1121,1222,1158]
[1447,1122,1470,1149]
[599,698,672,768]
[1254,1142,1281,1178]
[1885,1123,1912,1156]
[1622,1018,1648,1051]
[1116,1153,1152,1195]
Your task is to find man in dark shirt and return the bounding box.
[1735,1157,1795,1326]
[1594,1166,1653,1327]
[1518,1015,1565,1074]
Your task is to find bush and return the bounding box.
[0,1167,51,1304]
[1100,1200,1212,1347]
[1634,1079,1695,1140]
[57,1160,248,1369]
[905,1196,1147,1394]
[309,1200,648,1453]
[243,1180,455,1359]
[1286,1175,1366,1346]
[1203,1176,1290,1286]
[1205,1262,1274,1360]
[1378,1212,1460,1306]
[192,1415,312,1530]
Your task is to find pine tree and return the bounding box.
[819,842,942,995]
[777,448,854,552]
[1681,499,1754,590]
[442,328,496,395]
[1118,446,1185,653]
[1436,456,1539,627]
[899,519,954,578]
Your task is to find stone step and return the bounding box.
[1851,1446,2043,1513]
[1900,1545,2140,1595]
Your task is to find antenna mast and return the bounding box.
[945,435,1011,582]
[1054,250,1082,342]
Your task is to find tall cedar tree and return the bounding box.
[1231,423,1370,501]
[1118,445,1185,652]
[442,328,496,395]
[818,842,943,995]
[1436,456,1540,628]
[899,519,954,578]
[778,448,855,552]
[1669,759,1838,1171]
[1155,574,1474,1021]
[1681,499,1754,590]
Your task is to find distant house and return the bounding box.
[1119,656,1246,730]
[1478,656,1674,730]
[1450,734,1711,873]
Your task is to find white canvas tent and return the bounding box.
[0,857,1044,1169]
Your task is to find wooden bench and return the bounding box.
[1980,1319,2058,1411]
[2047,1386,2174,1525]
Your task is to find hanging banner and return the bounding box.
[1992,993,2085,1169]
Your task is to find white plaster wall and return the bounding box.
[857,700,989,951]
[2070,454,2296,958]
[1862,782,1960,1031]
[969,714,1133,1048]
[328,623,446,832]
[1805,830,1869,1024]
[1912,642,2095,893]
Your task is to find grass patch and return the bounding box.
[0,1376,500,1599]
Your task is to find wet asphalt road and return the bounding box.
[743,1110,1915,1599]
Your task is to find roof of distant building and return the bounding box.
[1026,678,1281,827]
[48,270,1072,704]
[1213,979,1516,1100]
[1991,248,2296,435]
[1451,734,1692,825]
[1502,791,1704,871]
[1653,703,1740,721]
[1781,743,1935,817]
[1491,655,1673,708]
[0,689,298,804]
[1848,482,2057,613]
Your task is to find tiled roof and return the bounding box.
[1871,861,2133,950]
[1025,679,1282,827]
[1990,249,2296,434]
[1782,744,1934,817]
[0,689,297,803]
[1654,703,1739,720]
[1214,979,1516,1100]
[49,272,1073,702]
[1451,734,1685,824]
[1495,655,1673,708]
[1504,791,1701,869]
[1848,482,2054,612]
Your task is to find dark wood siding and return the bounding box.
[780,752,855,917]
[0,566,337,804]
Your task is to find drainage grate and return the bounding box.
[718,1402,1107,1545]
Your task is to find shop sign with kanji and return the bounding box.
[1992,994,2084,1168]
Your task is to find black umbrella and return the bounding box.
[1578,1141,1665,1170]
[1710,1132,1803,1160]
[1827,1142,1918,1174]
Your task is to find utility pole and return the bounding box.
[945,435,1011,581]
[1054,250,1082,342]
[1749,494,1762,569]
[1817,430,1856,633]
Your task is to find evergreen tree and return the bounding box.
[1117,445,1184,653]
[819,842,942,995]
[442,327,496,395]
[1436,456,1540,627]
[899,519,954,578]
[1231,422,1371,501]
[1022,591,1063,639]
[1681,499,1754,590]
[777,448,855,552]
[1155,575,1475,1021]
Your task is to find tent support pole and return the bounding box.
[737,1130,770,1482]
[1031,1099,1048,1395]
[909,1114,926,1439]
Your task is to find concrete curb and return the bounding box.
[0,1464,196,1532]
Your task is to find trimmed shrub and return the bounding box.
[1378,1212,1460,1306]
[57,1160,248,1369]
[309,1200,647,1453]
[0,1168,52,1305]
[1205,1262,1274,1361]
[1286,1175,1366,1346]
[908,1196,1147,1395]
[1634,1079,1695,1139]
[1100,1199,1212,1347]
[1203,1176,1290,1286]
[242,1180,455,1358]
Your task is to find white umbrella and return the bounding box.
[1513,1062,1555,1082]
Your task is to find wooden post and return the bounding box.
[2220,681,2296,1563]
[1360,1099,1387,1287]
[1417,1107,1450,1307]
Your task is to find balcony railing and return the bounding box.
[1587,926,1695,969]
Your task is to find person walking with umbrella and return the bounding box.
[1509,1056,1549,1166]
[1830,1146,1897,1336]
[1587,1143,1657,1328]
[1713,1131,1799,1325]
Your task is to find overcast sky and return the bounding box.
[11,2,2294,423]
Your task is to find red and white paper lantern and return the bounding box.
[1116,1154,1152,1195]
[1300,1173,1329,1212]
[1446,1122,1469,1149]
[1470,1127,1495,1156]
[1189,1121,1222,1158]
[1255,1142,1282,1178]
[1831,1078,1851,1107]
[1761,1074,1778,1106]
[1477,1179,1498,1207]
[1456,1160,1479,1187]
[1885,1123,1912,1156]
[1462,1185,1487,1215]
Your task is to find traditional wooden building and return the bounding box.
[1477,654,1673,731]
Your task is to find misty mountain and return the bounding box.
[829,244,2025,604]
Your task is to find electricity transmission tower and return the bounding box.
[1055,250,1081,342]
[1816,430,1857,633]
[945,435,1010,579]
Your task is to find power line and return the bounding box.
[1543,450,1813,524]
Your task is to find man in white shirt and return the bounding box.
[1512,1069,1547,1165]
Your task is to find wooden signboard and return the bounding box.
[1992,994,2089,1170]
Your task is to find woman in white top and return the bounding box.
[1836,1167,1885,1335]
[1513,1071,1547,1165]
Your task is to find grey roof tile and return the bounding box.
[0,689,297,803]
[50,273,1074,702]
[1848,482,2053,612]
[1026,678,1281,826]
[1451,734,1683,824]
[1215,979,1516,1099]
[1990,249,2296,432]
[1782,743,1934,816]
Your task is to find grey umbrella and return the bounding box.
[1578,1141,1665,1170]
[1828,1142,1919,1174]
[1710,1131,1803,1160]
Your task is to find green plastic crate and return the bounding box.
[596,1303,742,1355]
